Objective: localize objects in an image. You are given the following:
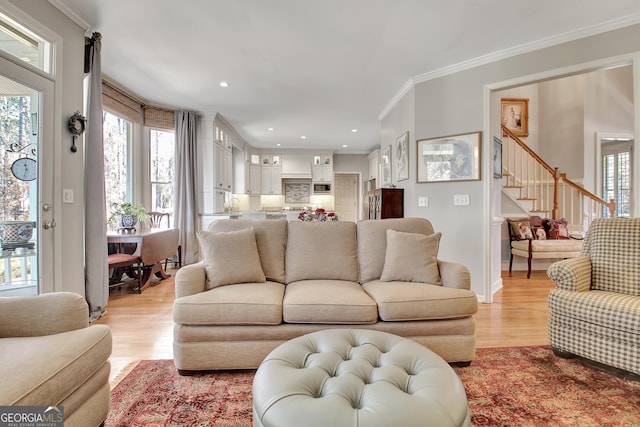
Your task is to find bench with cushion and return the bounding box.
[507,215,582,278]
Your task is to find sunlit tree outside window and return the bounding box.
[150,129,175,223]
[103,111,131,219]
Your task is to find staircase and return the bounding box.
[500,125,615,234]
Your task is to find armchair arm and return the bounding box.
[175,261,207,299]
[547,255,592,292]
[0,292,88,338]
[438,260,471,290]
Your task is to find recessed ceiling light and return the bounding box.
[351,129,358,133]
[342,144,348,148]
[276,143,281,147]
[300,136,307,139]
[267,127,275,131]
[219,81,230,88]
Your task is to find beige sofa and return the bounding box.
[0,292,112,427]
[173,217,478,373]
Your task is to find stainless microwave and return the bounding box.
[313,183,332,194]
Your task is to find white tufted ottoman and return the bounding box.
[252,329,470,427]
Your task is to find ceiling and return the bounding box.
[56,0,640,153]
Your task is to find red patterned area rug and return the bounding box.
[106,346,640,427]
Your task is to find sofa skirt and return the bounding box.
[173,318,476,371]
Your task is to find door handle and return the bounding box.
[42,220,56,229]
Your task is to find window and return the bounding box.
[103,111,131,218]
[149,128,175,221]
[601,139,632,218]
[0,13,51,73]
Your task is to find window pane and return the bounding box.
[150,129,174,182]
[104,112,131,217]
[0,14,50,73]
[151,183,173,216]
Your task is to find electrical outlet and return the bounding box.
[453,194,469,206]
[418,196,429,207]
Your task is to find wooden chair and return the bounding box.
[108,252,142,293]
[147,211,181,268]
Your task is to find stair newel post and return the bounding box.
[552,167,560,220]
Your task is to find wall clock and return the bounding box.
[11,157,37,181]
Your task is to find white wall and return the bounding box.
[382,23,640,301]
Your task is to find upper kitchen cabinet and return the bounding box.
[261,153,282,195]
[368,149,380,182]
[312,155,333,182]
[214,127,232,191]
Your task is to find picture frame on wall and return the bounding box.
[416,131,482,183]
[395,131,409,181]
[493,137,502,179]
[381,145,392,187]
[501,98,528,137]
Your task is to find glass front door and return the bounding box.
[0,74,39,295]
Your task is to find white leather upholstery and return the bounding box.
[253,329,470,427]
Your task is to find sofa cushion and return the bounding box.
[173,282,285,325]
[549,289,640,335]
[362,280,478,321]
[380,230,442,284]
[209,219,287,283]
[283,280,378,324]
[285,221,358,283]
[357,218,435,284]
[511,239,582,254]
[0,325,112,406]
[509,219,534,240]
[198,227,266,289]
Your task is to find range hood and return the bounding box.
[281,172,312,179]
[281,153,312,179]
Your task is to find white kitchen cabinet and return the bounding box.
[368,149,380,182]
[214,143,232,191]
[248,164,262,195]
[261,165,282,195]
[312,155,333,182]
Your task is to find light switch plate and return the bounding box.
[418,196,429,207]
[63,188,74,203]
[453,194,469,206]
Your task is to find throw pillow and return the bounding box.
[198,227,266,289]
[380,229,442,285]
[532,226,547,240]
[509,220,533,240]
[544,219,570,240]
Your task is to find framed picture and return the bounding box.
[395,131,409,181]
[381,145,392,186]
[501,98,528,137]
[493,137,502,179]
[416,131,482,183]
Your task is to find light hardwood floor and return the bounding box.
[96,268,555,385]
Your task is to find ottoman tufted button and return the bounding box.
[253,329,470,427]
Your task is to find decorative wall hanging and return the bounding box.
[493,137,502,179]
[381,145,392,187]
[501,98,528,137]
[417,131,482,183]
[395,131,409,182]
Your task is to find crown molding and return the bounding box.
[379,12,640,121]
[48,0,91,32]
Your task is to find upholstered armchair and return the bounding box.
[0,292,112,427]
[547,218,640,375]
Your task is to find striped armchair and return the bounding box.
[547,218,640,375]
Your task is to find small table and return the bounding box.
[253,329,470,427]
[107,227,179,292]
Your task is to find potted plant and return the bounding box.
[108,202,150,230]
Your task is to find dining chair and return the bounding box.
[148,211,181,269]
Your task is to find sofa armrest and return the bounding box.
[438,260,471,290]
[175,261,207,299]
[547,255,592,292]
[0,292,88,338]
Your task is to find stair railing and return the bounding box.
[501,125,615,233]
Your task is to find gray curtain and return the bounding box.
[174,111,199,265]
[84,33,108,320]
